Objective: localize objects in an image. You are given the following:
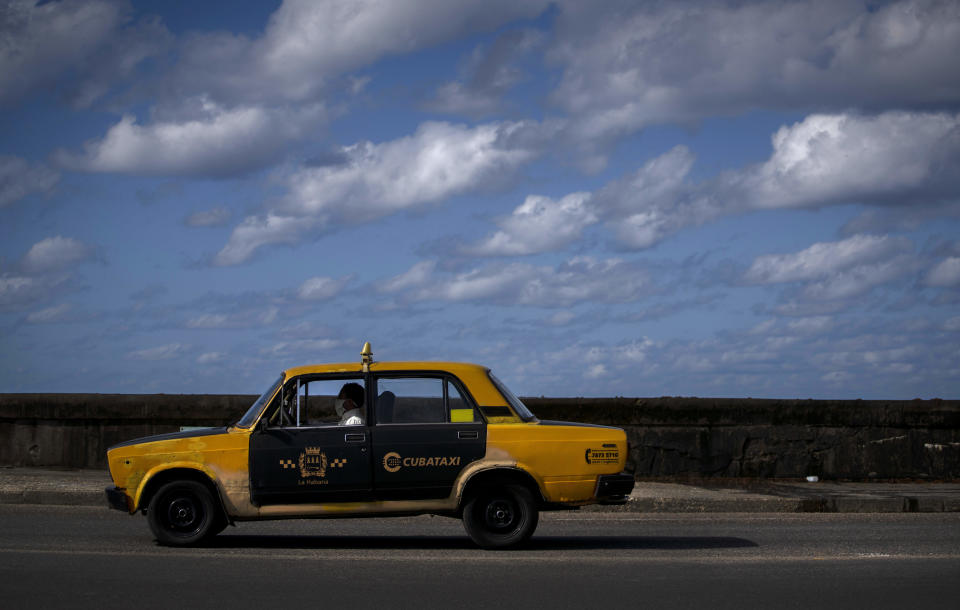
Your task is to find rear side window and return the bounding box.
[375,376,477,424]
[447,383,473,422]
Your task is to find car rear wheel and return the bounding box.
[147,480,219,546]
[462,484,538,549]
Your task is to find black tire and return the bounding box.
[462,484,539,549]
[147,480,219,546]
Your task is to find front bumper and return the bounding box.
[105,486,130,512]
[596,472,635,504]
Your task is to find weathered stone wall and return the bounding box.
[1,394,958,479]
[525,397,960,479]
[0,394,253,471]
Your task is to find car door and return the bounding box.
[371,374,485,501]
[249,376,373,505]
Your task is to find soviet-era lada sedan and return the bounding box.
[105,344,634,548]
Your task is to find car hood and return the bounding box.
[107,426,229,451]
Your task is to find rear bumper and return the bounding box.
[595,472,635,504]
[105,486,130,512]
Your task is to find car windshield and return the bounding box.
[488,372,538,422]
[234,375,283,428]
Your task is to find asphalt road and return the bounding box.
[1,506,958,609]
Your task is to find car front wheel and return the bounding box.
[462,484,539,549]
[147,480,219,546]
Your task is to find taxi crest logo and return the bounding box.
[298,447,328,478]
[585,444,619,465]
[382,451,461,473]
[281,448,348,485]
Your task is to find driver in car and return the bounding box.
[336,382,365,426]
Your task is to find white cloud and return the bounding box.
[593,145,717,249]
[349,76,371,95]
[25,304,71,324]
[182,302,282,329]
[585,364,608,379]
[62,14,170,109]
[549,0,960,142]
[924,257,960,287]
[799,256,917,301]
[595,112,960,249]
[744,235,910,284]
[787,316,834,335]
[21,236,96,273]
[744,235,916,302]
[55,99,324,177]
[0,156,59,208]
[817,344,925,370]
[381,261,437,293]
[511,316,956,398]
[0,239,80,310]
[517,317,951,398]
[281,121,539,221]
[464,192,596,256]
[0,0,125,106]
[749,319,778,336]
[170,0,550,105]
[217,120,542,264]
[547,311,575,326]
[129,343,189,361]
[540,339,657,383]
[214,214,316,267]
[185,314,230,329]
[261,338,342,358]
[822,371,854,385]
[298,276,352,301]
[945,317,960,332]
[739,112,960,209]
[184,207,231,227]
[197,352,225,365]
[260,308,278,326]
[0,275,42,308]
[428,29,543,117]
[1,0,170,109]
[454,111,959,256]
[39,1,548,179]
[841,203,960,235]
[382,257,652,307]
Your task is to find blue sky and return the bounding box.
[2,0,959,399]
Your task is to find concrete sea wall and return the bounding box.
[526,397,960,479]
[1,394,958,479]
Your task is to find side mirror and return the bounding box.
[258,418,269,433]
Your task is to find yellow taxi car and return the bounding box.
[105,344,634,548]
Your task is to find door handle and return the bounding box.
[457,430,479,440]
[344,433,366,443]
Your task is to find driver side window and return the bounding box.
[268,377,366,427]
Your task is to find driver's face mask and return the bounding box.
[335,399,346,417]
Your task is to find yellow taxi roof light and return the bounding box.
[361,341,373,371]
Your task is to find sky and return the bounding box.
[1,0,959,399]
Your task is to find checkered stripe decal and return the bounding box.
[330,458,348,468]
[279,459,296,469]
